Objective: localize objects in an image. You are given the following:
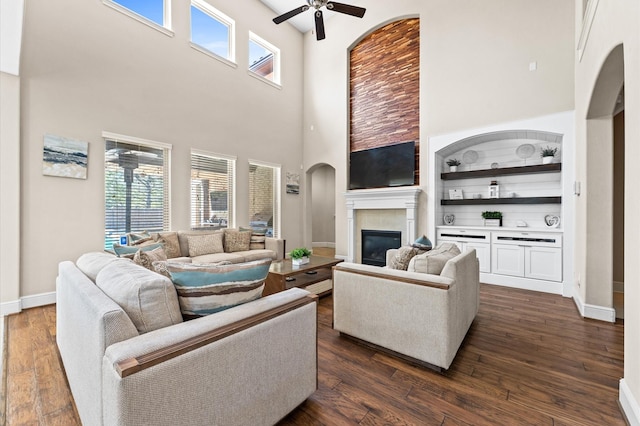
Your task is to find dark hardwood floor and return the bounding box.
[4,283,625,425]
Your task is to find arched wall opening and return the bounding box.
[305,163,336,250]
[583,44,625,321]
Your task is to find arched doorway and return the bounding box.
[584,44,625,320]
[307,164,336,252]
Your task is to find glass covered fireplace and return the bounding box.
[361,229,402,266]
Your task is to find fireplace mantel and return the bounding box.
[344,187,421,263]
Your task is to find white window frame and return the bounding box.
[190,149,237,230]
[248,159,281,238]
[102,131,172,249]
[190,0,236,67]
[248,31,281,87]
[103,0,174,37]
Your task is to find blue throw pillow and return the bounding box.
[163,258,272,320]
[113,243,163,257]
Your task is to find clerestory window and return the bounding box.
[190,0,235,63]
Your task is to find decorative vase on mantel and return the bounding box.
[542,156,554,165]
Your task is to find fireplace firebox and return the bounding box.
[361,230,402,266]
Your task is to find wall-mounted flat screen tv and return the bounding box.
[349,141,416,190]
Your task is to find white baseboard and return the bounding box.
[312,242,336,248]
[21,292,56,309]
[0,299,21,317]
[572,291,616,322]
[620,379,640,426]
[0,291,56,317]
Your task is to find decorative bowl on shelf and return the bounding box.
[544,215,560,228]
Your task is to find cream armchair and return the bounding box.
[332,249,479,371]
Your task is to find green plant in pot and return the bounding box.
[290,247,312,265]
[540,146,558,164]
[481,211,503,227]
[446,158,461,172]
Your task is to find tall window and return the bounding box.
[249,32,280,84]
[105,0,171,30]
[190,1,235,62]
[191,150,236,230]
[104,133,171,250]
[248,160,280,238]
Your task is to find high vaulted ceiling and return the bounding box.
[259,0,365,34]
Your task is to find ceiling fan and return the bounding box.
[273,1,366,41]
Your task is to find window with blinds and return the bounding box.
[248,160,280,238]
[104,136,170,250]
[191,151,236,230]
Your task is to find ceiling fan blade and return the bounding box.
[273,5,310,24]
[315,10,326,40]
[326,2,366,18]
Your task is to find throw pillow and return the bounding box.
[410,243,461,275]
[388,246,419,270]
[153,231,181,258]
[224,229,252,252]
[113,242,163,258]
[127,231,151,243]
[164,258,272,320]
[133,246,168,271]
[240,227,267,249]
[187,233,224,257]
[96,261,183,333]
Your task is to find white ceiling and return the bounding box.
[259,0,365,34]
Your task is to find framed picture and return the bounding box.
[286,172,300,194]
[42,134,89,179]
[449,189,463,200]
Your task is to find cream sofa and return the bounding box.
[332,248,479,371]
[56,252,316,426]
[118,229,285,264]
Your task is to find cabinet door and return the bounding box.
[492,244,525,277]
[525,246,562,282]
[464,242,491,273]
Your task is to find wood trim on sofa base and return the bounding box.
[333,266,451,290]
[116,294,318,378]
[337,332,444,374]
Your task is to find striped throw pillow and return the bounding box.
[164,258,272,320]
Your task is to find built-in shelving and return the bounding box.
[441,163,561,180]
[441,196,562,206]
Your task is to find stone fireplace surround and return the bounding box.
[344,187,421,263]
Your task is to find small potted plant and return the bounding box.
[481,211,503,227]
[540,146,558,164]
[446,158,461,172]
[290,247,312,266]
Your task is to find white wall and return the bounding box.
[6,0,304,303]
[572,0,640,421]
[302,0,575,259]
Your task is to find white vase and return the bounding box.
[449,165,458,172]
[292,256,309,266]
[542,156,553,164]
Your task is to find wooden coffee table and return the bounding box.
[263,255,343,297]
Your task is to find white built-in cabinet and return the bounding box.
[437,227,563,286]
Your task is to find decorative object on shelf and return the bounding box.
[462,150,478,165]
[446,158,461,172]
[42,134,89,180]
[412,235,433,250]
[544,214,560,228]
[488,180,499,199]
[516,143,535,165]
[491,162,499,169]
[540,146,558,164]
[449,189,463,200]
[290,247,312,266]
[482,211,503,227]
[473,193,482,199]
[516,220,528,227]
[443,214,455,225]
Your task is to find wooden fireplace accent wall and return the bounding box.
[350,18,420,182]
